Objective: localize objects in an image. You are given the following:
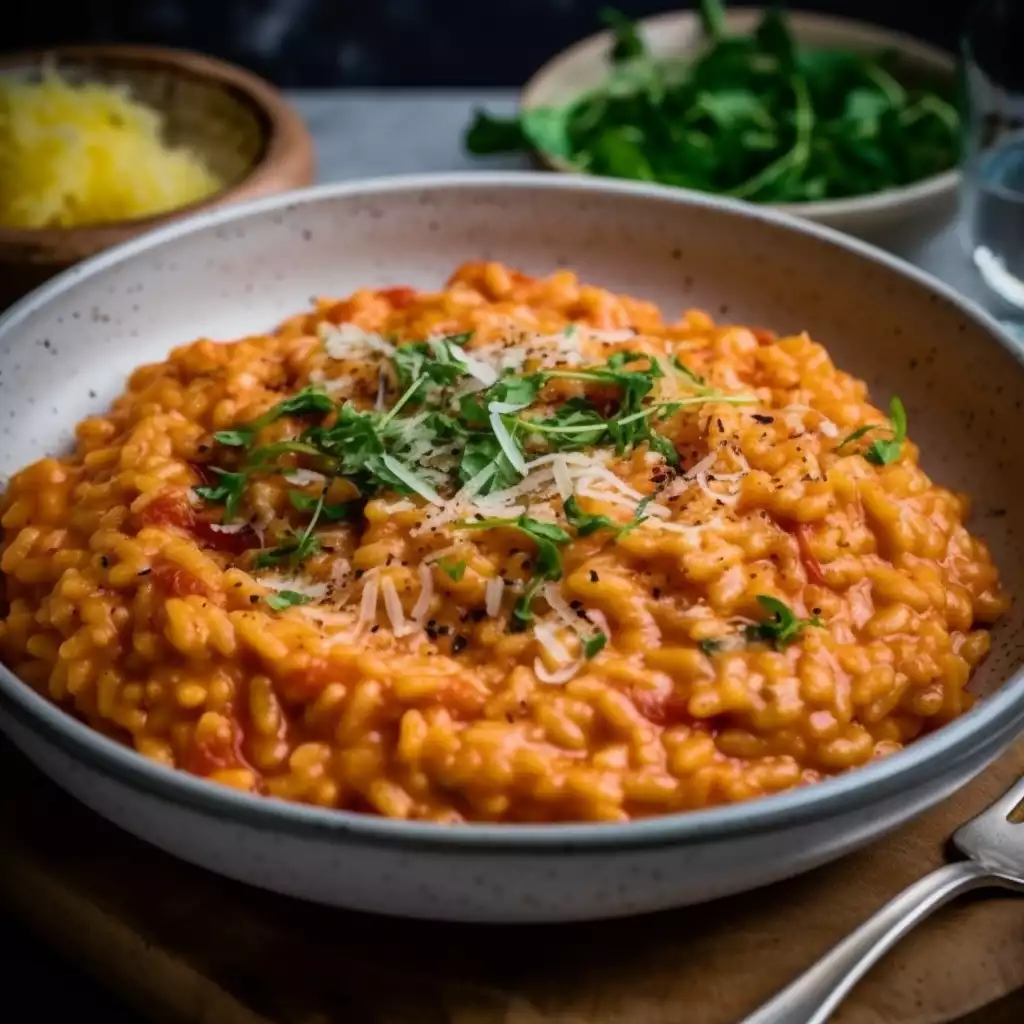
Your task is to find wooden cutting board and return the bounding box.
[1,735,1022,1024]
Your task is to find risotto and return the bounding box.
[0,263,1009,823]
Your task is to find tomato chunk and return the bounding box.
[377,286,416,309]
[150,561,209,599]
[139,491,195,530]
[633,689,692,727]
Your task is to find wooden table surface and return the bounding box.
[2,733,1023,1024]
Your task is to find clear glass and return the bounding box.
[959,0,1024,314]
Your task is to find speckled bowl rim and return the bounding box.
[0,171,1021,853]
[519,8,962,222]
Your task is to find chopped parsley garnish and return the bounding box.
[744,595,824,649]
[699,637,725,656]
[836,396,907,465]
[264,590,315,611]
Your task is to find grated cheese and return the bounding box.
[410,563,434,624]
[0,69,222,229]
[380,576,408,635]
[485,577,505,617]
[534,621,572,664]
[380,455,445,506]
[322,323,395,359]
[534,656,585,685]
[358,570,380,627]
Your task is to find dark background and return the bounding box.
[0,0,981,1021]
[8,0,974,86]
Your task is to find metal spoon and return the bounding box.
[740,774,1024,1024]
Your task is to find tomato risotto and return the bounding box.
[0,263,1008,823]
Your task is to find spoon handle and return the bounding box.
[738,860,998,1024]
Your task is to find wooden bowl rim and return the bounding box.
[519,7,961,222]
[0,44,313,248]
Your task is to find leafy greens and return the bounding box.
[464,2,960,203]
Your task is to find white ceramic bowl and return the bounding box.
[0,174,1021,923]
[521,10,960,248]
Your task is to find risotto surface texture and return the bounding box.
[0,263,1008,823]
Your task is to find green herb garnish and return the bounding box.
[583,630,608,658]
[288,489,359,522]
[464,3,960,203]
[744,595,823,649]
[836,396,907,466]
[193,468,247,522]
[458,515,572,629]
[265,590,315,611]
[564,495,620,537]
[440,559,467,582]
[214,386,334,449]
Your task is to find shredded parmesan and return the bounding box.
[322,323,396,359]
[380,576,408,635]
[485,577,505,617]
[534,622,572,664]
[285,469,328,487]
[534,656,585,685]
[411,564,434,623]
[380,455,445,506]
[208,522,245,534]
[488,402,528,474]
[551,456,574,500]
[358,570,380,627]
[259,575,330,600]
[543,583,578,629]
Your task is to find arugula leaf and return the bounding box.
[619,494,655,537]
[459,435,520,493]
[219,386,335,451]
[699,0,726,41]
[255,489,326,569]
[583,630,608,658]
[744,595,823,649]
[600,7,647,63]
[288,489,358,522]
[865,396,907,465]
[511,576,546,631]
[465,110,527,154]
[194,468,247,522]
[213,429,253,448]
[253,531,321,569]
[835,396,907,465]
[465,7,959,204]
[440,559,467,582]
[564,496,620,537]
[519,399,608,449]
[458,515,572,629]
[755,7,796,72]
[265,590,315,611]
[520,107,575,162]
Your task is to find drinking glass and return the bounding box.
[959,0,1024,315]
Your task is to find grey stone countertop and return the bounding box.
[290,88,1002,319]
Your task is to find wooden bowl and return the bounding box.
[521,10,959,248]
[0,45,315,306]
